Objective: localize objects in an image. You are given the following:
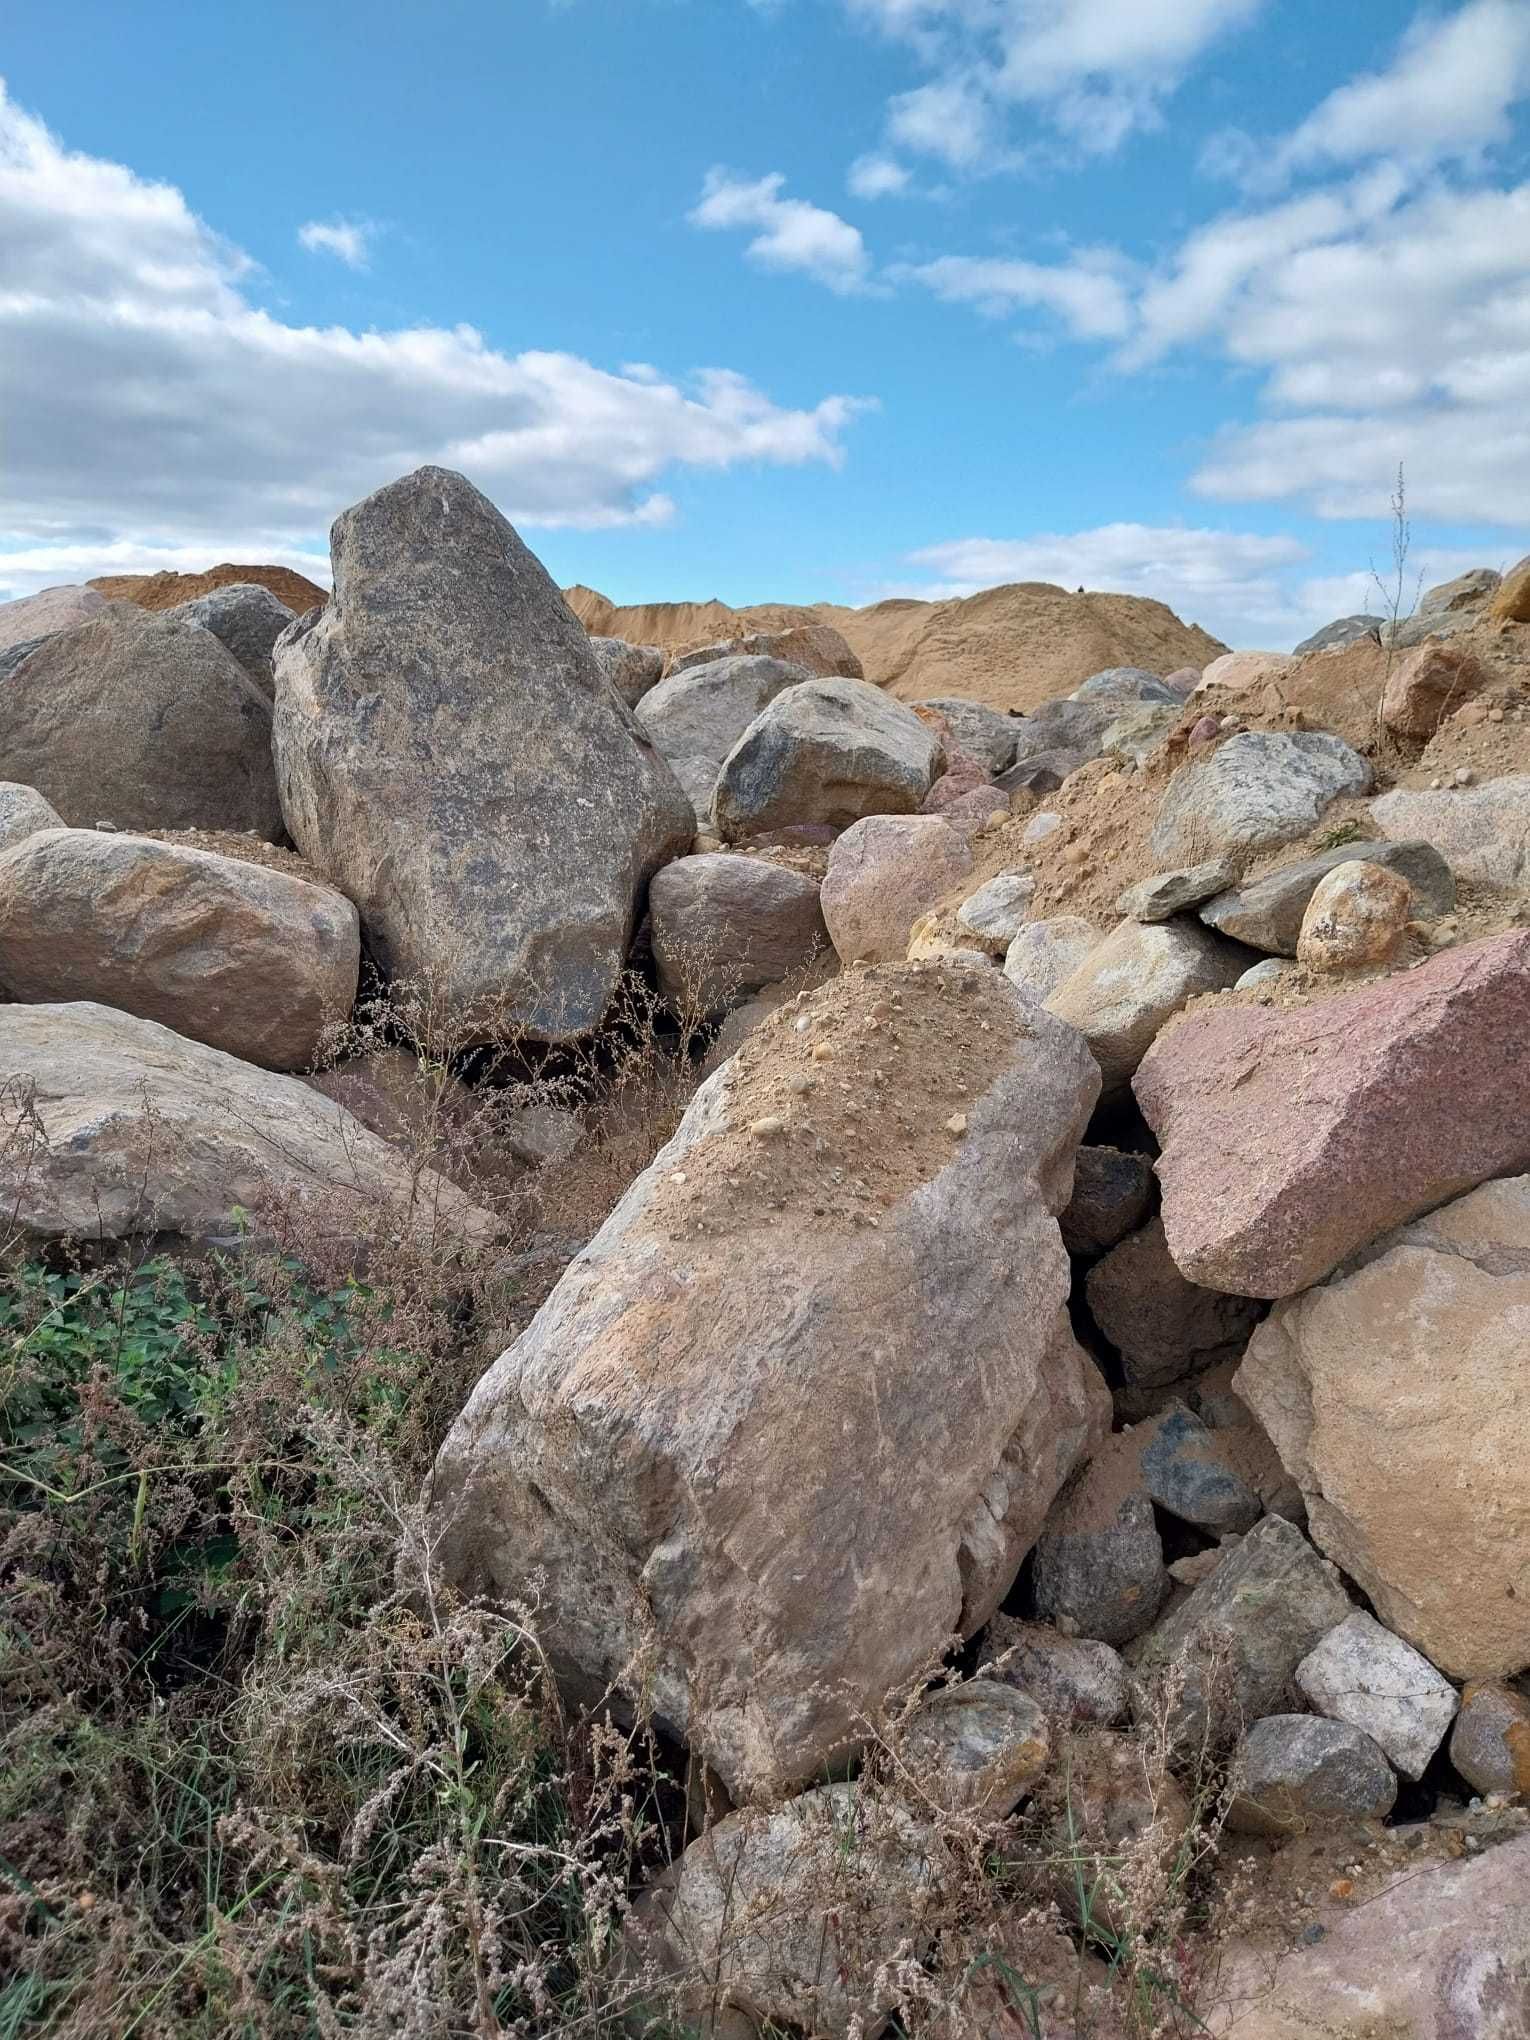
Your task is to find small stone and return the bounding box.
[956,870,1036,952]
[945,1112,968,1136]
[1456,767,1475,786]
[1234,959,1289,992]
[1297,1612,1459,1781]
[903,1679,1050,1818]
[811,1041,834,1062]
[1448,1682,1530,1798]
[1296,859,1413,970]
[1189,715,1221,746]
[1032,1442,1167,1646]
[1228,1715,1397,1836]
[980,1615,1129,1724]
[749,1115,786,1138]
[1023,811,1062,845]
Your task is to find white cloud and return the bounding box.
[688,168,876,293]
[847,151,913,198]
[0,82,868,592]
[298,217,374,268]
[899,248,1135,338]
[847,0,1267,165]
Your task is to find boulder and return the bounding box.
[1058,1145,1155,1259]
[1132,1515,1352,1743]
[1044,918,1247,1095]
[1149,731,1371,866]
[1420,567,1500,616]
[955,870,1035,953]
[1370,777,1530,887]
[1226,1715,1396,1836]
[1380,641,1495,738]
[1450,1681,1530,1798]
[1032,1445,1167,1646]
[1296,858,1412,970]
[981,1615,1129,1724]
[1008,697,1118,766]
[712,678,941,842]
[667,621,863,682]
[902,1679,1050,1817]
[648,852,827,1014]
[820,814,972,964]
[1117,857,1238,923]
[1071,667,1178,706]
[1296,1613,1459,1780]
[636,654,810,820]
[273,467,694,1044]
[1291,614,1382,655]
[1196,650,1295,693]
[1234,1177,1530,1681]
[0,609,281,837]
[912,697,1019,773]
[1085,1217,1263,1388]
[0,829,359,1071]
[0,1002,496,1249]
[1004,917,1100,1005]
[0,783,63,856]
[1200,838,1455,955]
[166,582,295,698]
[589,634,664,707]
[1489,554,1530,623]
[1134,931,1530,1297]
[995,745,1093,796]
[1099,705,1181,768]
[1133,1402,1262,1535]
[427,965,1109,1795]
[0,582,112,652]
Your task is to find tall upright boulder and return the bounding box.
[429,964,1109,1795]
[272,468,693,1042]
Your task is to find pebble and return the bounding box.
[1455,767,1476,786]
[946,1112,968,1136]
[749,1115,786,1138]
[811,1042,834,1062]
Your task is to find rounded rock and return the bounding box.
[1296,859,1413,970]
[1228,1714,1397,1836]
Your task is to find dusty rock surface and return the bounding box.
[0,783,64,855]
[820,814,972,963]
[1150,731,1372,865]
[0,582,114,651]
[1135,930,1530,1297]
[273,466,693,1043]
[1235,1176,1530,1680]
[1045,917,1247,1094]
[428,964,1109,1794]
[649,851,827,1013]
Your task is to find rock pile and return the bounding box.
[6,484,1530,2036]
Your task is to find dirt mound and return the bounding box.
[565,581,1225,714]
[88,563,328,615]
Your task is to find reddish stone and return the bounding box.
[1133,929,1530,1298]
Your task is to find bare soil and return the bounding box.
[89,562,327,614]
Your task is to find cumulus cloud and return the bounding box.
[297,217,374,268]
[688,168,877,292]
[847,151,913,199]
[0,81,868,596]
[847,0,1267,166]
[898,248,1135,339]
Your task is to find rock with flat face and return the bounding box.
[0,783,63,856]
[1134,1402,1263,1534]
[0,609,281,837]
[1370,777,1530,887]
[588,635,664,707]
[1117,856,1238,922]
[1292,614,1382,655]
[1200,838,1455,955]
[1420,567,1500,616]
[1296,1613,1459,1780]
[0,829,358,1070]
[0,1002,496,1249]
[1227,1714,1396,1836]
[1086,1217,1263,1388]
[913,697,1019,772]
[1381,641,1495,739]
[1008,696,1118,766]
[1058,1145,1154,1259]
[0,582,113,652]
[273,467,694,1043]
[428,965,1109,1795]
[820,813,972,964]
[1004,916,1100,1005]
[1045,917,1246,1095]
[1235,1177,1530,1681]
[636,654,810,820]
[668,620,863,681]
[955,870,1035,952]
[1032,1444,1167,1646]
[712,677,941,842]
[167,583,295,698]
[649,852,827,1014]
[1135,931,1530,1297]
[1150,731,1372,865]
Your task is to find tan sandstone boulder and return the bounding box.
[428,964,1109,1795]
[1235,1176,1530,1681]
[0,829,359,1070]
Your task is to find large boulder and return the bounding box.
[1199,838,1455,955]
[636,654,810,820]
[648,852,827,1015]
[1235,1177,1530,1682]
[427,965,1109,1795]
[0,829,358,1070]
[1370,777,1530,886]
[712,678,941,842]
[820,814,972,964]
[0,582,113,652]
[1134,931,1530,1297]
[166,583,295,699]
[1044,917,1247,1094]
[272,467,693,1044]
[0,1002,496,1249]
[0,609,281,837]
[588,635,664,708]
[1149,732,1371,865]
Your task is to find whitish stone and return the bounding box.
[1150,731,1372,865]
[1296,1612,1458,1780]
[1003,917,1099,1004]
[0,783,63,855]
[1370,777,1530,887]
[956,870,1035,952]
[1117,857,1238,923]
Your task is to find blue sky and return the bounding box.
[4,0,1530,646]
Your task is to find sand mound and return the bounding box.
[565,580,1225,714]
[88,563,328,615]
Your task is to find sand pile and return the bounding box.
[566,580,1226,713]
[89,563,327,614]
